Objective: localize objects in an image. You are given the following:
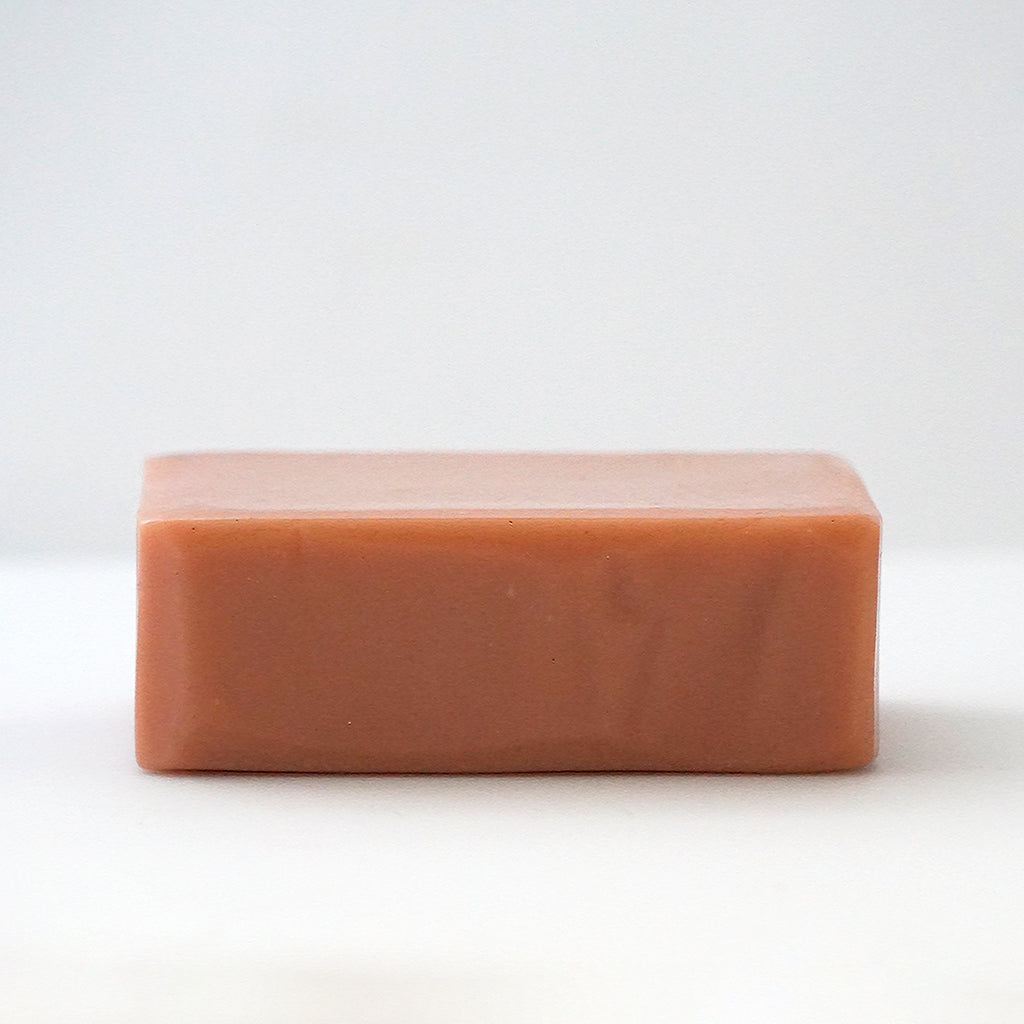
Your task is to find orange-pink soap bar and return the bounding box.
[136,452,880,773]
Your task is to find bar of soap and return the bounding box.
[136,452,880,773]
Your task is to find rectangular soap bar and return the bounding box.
[136,452,880,773]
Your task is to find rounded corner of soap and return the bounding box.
[835,717,879,773]
[133,723,165,773]
[137,515,212,553]
[134,715,200,774]
[846,735,879,771]
[815,508,881,554]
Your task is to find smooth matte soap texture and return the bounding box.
[136,452,880,773]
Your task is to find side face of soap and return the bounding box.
[136,452,880,773]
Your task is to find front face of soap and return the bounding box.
[136,452,880,773]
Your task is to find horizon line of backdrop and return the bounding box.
[3,1,1022,556]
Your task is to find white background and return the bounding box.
[2,0,1022,556]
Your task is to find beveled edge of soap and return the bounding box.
[137,450,881,524]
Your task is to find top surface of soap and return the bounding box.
[140,452,878,521]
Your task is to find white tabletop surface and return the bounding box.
[2,551,1022,1023]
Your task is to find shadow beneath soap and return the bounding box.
[5,701,1024,784]
[876,701,1024,775]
